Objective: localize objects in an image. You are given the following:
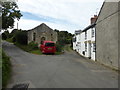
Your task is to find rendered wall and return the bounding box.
[118,1,120,70]
[96,2,119,69]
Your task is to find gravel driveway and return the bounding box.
[2,41,118,88]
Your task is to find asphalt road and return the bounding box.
[2,41,118,88]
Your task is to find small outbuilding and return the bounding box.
[27,23,57,45]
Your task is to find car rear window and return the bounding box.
[45,43,55,47]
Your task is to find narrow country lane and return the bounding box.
[2,41,118,88]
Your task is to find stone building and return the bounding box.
[96,1,120,69]
[27,23,57,44]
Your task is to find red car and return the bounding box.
[40,41,56,54]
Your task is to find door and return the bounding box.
[88,43,91,58]
[41,37,46,44]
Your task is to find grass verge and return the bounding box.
[2,51,12,88]
[14,43,31,52]
[6,38,13,43]
[29,49,42,55]
[14,42,63,55]
[0,48,2,68]
[64,44,72,51]
[14,43,43,55]
[0,48,2,89]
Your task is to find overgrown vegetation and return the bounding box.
[0,45,2,89]
[2,51,11,88]
[14,41,40,53]
[28,41,38,50]
[0,48,2,68]
[2,30,42,55]
[55,29,74,52]
[3,29,28,45]
[1,1,22,88]
[2,28,74,55]
[14,31,28,45]
[2,31,9,40]
[56,42,64,52]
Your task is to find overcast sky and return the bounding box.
[13,0,104,34]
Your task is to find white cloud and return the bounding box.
[14,18,77,34]
[15,0,104,33]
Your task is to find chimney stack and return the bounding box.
[91,15,98,24]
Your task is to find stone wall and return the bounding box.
[28,23,57,45]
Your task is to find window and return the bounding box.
[77,42,81,49]
[51,34,53,41]
[72,37,76,42]
[92,28,95,37]
[85,31,87,39]
[85,43,87,52]
[93,43,96,52]
[45,43,55,47]
[33,33,36,41]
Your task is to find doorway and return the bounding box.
[41,37,46,44]
[88,43,91,59]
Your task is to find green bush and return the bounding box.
[56,42,63,52]
[14,31,28,45]
[2,31,9,40]
[2,33,7,40]
[28,41,38,50]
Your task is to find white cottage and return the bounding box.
[82,23,96,60]
[72,30,82,52]
[73,15,97,61]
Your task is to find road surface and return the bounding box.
[2,41,118,88]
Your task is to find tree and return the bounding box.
[2,33,7,40]
[14,31,28,45]
[1,1,22,30]
[2,30,9,40]
[9,29,18,38]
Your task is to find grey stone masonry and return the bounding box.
[27,23,57,45]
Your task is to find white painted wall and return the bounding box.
[91,28,96,60]
[80,32,85,56]
[73,42,76,50]
[76,34,80,52]
[73,36,76,50]
[73,27,96,61]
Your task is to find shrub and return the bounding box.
[14,31,28,45]
[2,31,9,40]
[12,36,16,42]
[28,41,38,50]
[2,33,7,40]
[56,42,63,52]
